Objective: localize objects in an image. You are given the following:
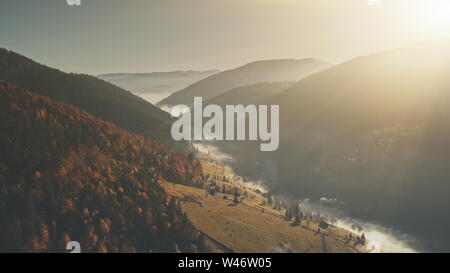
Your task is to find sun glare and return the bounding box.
[411,0,450,37]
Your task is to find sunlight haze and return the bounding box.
[1,0,449,75]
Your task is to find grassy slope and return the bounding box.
[163,157,366,253]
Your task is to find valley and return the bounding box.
[3,0,450,255]
[162,152,368,253]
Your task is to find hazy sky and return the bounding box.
[1,0,449,75]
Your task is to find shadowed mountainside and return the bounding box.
[157,58,331,107]
[196,41,450,251]
[0,48,185,150]
[272,41,450,251]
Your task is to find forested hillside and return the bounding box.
[0,48,184,150]
[0,81,205,253]
[272,41,450,251]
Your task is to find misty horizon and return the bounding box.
[2,0,449,75]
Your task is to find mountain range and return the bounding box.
[0,48,184,150]
[98,70,219,104]
[3,41,450,251]
[205,81,295,107]
[217,41,450,251]
[157,59,331,108]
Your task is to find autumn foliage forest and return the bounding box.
[0,81,206,253]
[0,48,184,150]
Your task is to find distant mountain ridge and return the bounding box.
[205,81,295,107]
[0,48,184,150]
[98,70,220,104]
[195,41,450,251]
[157,58,331,107]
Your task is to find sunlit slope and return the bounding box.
[157,59,330,107]
[162,160,366,253]
[273,40,450,251]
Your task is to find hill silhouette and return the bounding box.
[0,81,205,253]
[0,48,184,150]
[205,81,294,107]
[157,59,330,107]
[272,41,450,251]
